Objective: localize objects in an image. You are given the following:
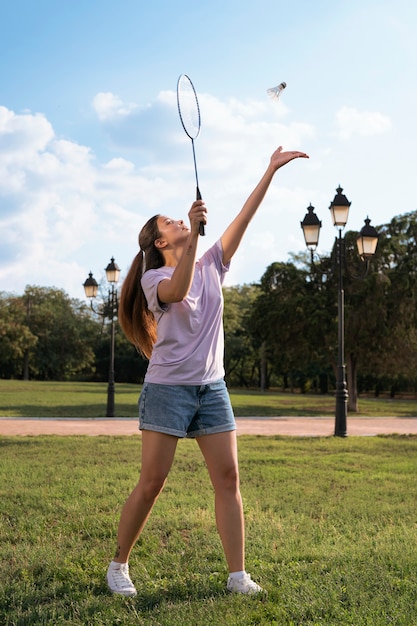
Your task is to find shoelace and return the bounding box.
[111,566,134,589]
[229,573,261,592]
[242,575,259,589]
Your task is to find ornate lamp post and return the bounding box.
[301,188,379,437]
[83,257,120,417]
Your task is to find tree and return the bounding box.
[0,287,97,380]
[249,261,323,391]
[305,212,417,406]
[223,284,259,387]
[92,327,149,384]
[355,211,417,395]
[0,294,37,379]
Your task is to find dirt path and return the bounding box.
[1,417,416,437]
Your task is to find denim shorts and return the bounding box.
[138,379,236,438]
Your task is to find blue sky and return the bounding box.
[1,0,416,299]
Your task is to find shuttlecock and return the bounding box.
[267,82,287,100]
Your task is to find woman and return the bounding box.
[106,146,309,597]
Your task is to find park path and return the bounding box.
[0,416,416,436]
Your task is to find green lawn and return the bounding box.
[1,436,416,625]
[1,379,417,418]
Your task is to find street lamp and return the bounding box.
[83,257,121,418]
[301,187,379,437]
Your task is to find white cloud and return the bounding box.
[103,157,135,173]
[92,92,138,121]
[0,106,54,154]
[0,107,55,197]
[335,106,392,140]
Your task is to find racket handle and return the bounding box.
[196,186,205,236]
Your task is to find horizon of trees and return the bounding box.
[1,210,417,411]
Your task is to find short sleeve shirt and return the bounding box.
[141,239,230,385]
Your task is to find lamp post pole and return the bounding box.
[335,230,348,437]
[301,189,379,437]
[106,282,117,418]
[83,257,120,418]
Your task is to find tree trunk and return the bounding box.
[346,352,358,412]
[23,350,29,381]
[260,341,267,391]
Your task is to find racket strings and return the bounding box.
[177,76,201,139]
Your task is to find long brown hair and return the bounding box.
[118,215,164,359]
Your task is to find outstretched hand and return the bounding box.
[270,146,309,170]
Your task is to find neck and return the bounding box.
[162,245,185,267]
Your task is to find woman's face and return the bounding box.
[156,216,190,247]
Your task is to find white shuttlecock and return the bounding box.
[267,82,287,100]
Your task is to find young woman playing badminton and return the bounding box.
[106,145,309,597]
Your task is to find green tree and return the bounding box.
[356,211,417,395]
[6,286,97,380]
[0,294,38,379]
[92,326,149,384]
[249,261,323,391]
[299,212,417,406]
[223,284,259,387]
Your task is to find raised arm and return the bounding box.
[157,201,207,304]
[220,146,309,265]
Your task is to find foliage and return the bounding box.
[0,295,37,378]
[249,261,327,391]
[0,286,98,380]
[0,286,148,384]
[92,330,148,385]
[223,284,259,387]
[249,211,417,398]
[0,436,416,625]
[370,212,417,380]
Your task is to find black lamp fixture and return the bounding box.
[329,185,351,228]
[357,217,379,260]
[105,257,121,284]
[300,204,322,250]
[83,257,120,418]
[83,272,99,299]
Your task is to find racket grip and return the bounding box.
[196,186,205,236]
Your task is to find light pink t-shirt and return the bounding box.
[141,240,229,385]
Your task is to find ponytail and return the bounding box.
[118,215,163,359]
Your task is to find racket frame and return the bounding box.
[177,74,205,236]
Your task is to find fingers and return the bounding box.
[189,200,207,231]
[278,149,309,159]
[272,149,309,168]
[273,146,309,158]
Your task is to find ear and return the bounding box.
[154,238,167,250]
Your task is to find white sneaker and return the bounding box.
[227,572,263,595]
[106,561,137,597]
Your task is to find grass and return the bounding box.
[1,435,416,624]
[1,379,417,418]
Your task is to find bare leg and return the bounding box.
[113,430,179,563]
[197,430,244,573]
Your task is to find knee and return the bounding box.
[217,465,240,494]
[139,475,166,503]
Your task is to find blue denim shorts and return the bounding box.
[138,379,236,438]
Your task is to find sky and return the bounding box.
[1,0,416,300]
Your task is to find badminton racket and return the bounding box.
[177,74,205,236]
